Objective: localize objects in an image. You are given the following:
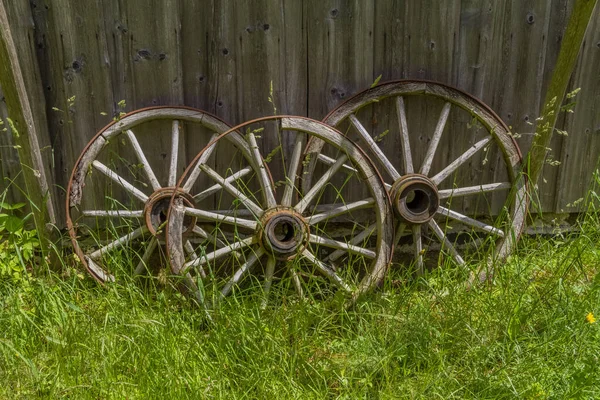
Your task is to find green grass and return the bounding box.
[1,222,600,399]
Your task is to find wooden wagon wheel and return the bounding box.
[166,116,394,307]
[305,80,528,276]
[66,106,246,283]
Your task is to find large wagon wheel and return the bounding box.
[305,80,527,276]
[66,106,242,283]
[166,116,394,307]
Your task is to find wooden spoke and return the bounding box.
[199,164,264,217]
[324,223,377,263]
[84,257,115,282]
[395,96,414,174]
[438,182,512,199]
[193,167,252,202]
[191,225,230,250]
[183,240,207,278]
[289,268,304,298]
[413,225,424,276]
[183,236,256,270]
[349,114,401,180]
[295,154,348,214]
[437,206,505,237]
[183,133,219,193]
[184,207,258,230]
[168,120,180,187]
[134,237,159,275]
[220,247,265,298]
[307,198,375,225]
[92,160,149,203]
[89,226,148,261]
[393,222,407,249]
[282,134,304,207]
[317,153,358,174]
[431,137,492,185]
[261,256,277,308]
[247,131,277,208]
[301,249,352,292]
[316,154,392,191]
[428,220,465,266]
[82,210,143,218]
[126,129,161,191]
[420,102,451,175]
[309,234,376,259]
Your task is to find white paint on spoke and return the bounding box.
[301,249,352,292]
[247,132,277,208]
[193,167,252,202]
[395,96,414,174]
[168,120,180,187]
[307,198,375,225]
[413,225,424,276]
[349,114,401,180]
[220,247,265,298]
[325,223,377,264]
[126,129,161,191]
[438,182,512,199]
[431,137,492,185]
[183,133,219,193]
[261,256,277,308]
[89,226,148,261]
[82,210,143,218]
[184,240,207,278]
[282,134,304,207]
[437,206,505,237]
[420,102,451,176]
[134,237,158,275]
[428,220,465,266]
[183,236,256,270]
[295,154,348,214]
[199,164,263,217]
[184,207,257,230]
[92,160,149,203]
[309,234,376,259]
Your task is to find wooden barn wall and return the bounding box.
[0,0,599,227]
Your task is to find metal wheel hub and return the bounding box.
[391,174,439,224]
[145,188,196,237]
[258,208,309,261]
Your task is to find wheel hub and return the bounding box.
[144,188,196,237]
[258,208,309,260]
[391,174,439,224]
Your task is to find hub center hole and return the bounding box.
[406,189,430,214]
[274,221,296,243]
[159,210,167,224]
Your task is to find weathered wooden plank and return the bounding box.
[306,1,375,119]
[0,0,53,242]
[553,3,600,212]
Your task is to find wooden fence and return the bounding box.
[1,0,599,227]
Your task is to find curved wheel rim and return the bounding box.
[166,116,394,307]
[66,106,240,283]
[306,80,528,274]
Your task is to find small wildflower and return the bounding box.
[586,312,596,324]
